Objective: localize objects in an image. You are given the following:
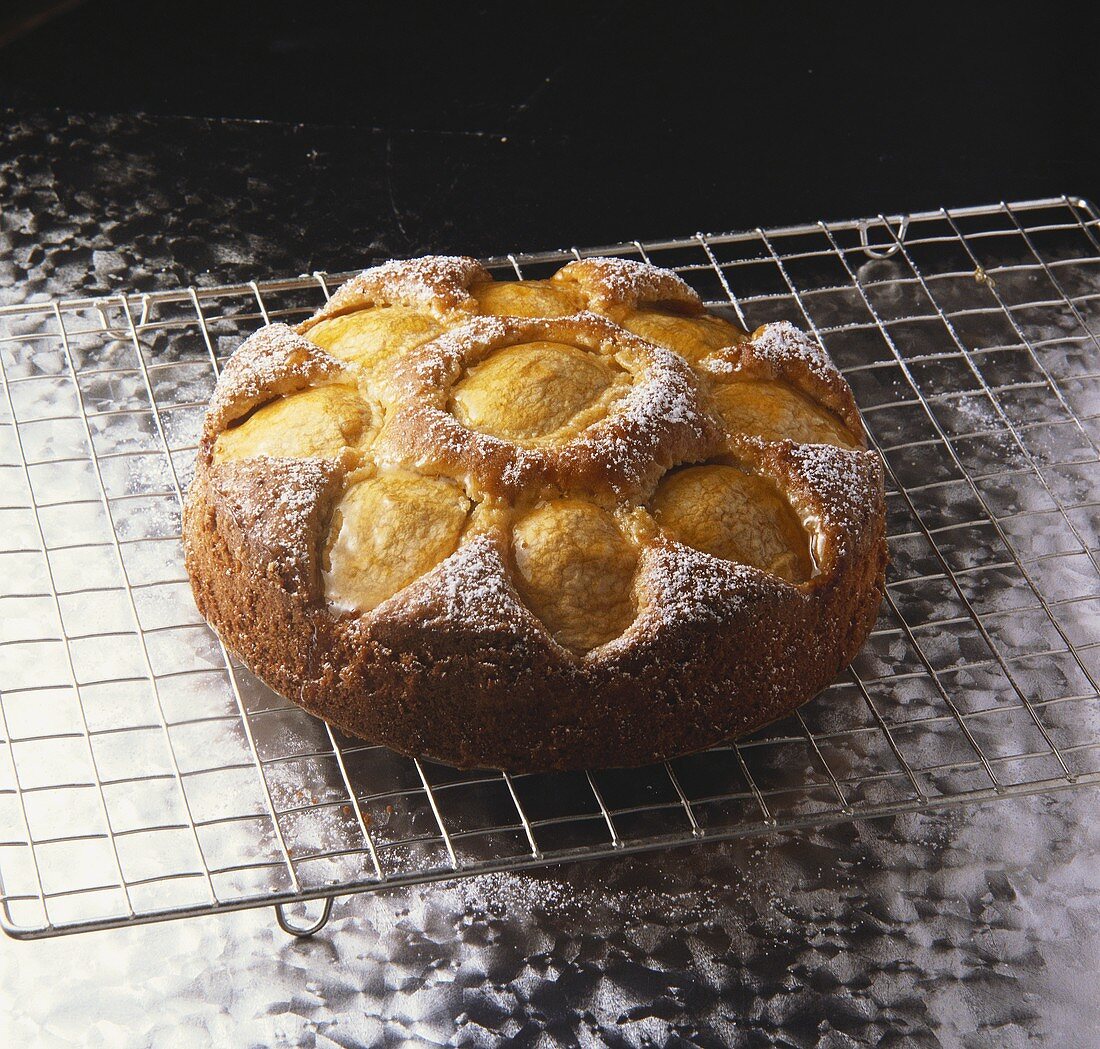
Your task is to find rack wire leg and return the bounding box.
[274,897,335,938]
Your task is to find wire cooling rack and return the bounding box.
[2,196,1099,939]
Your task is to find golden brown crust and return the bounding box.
[735,321,865,437]
[183,255,887,772]
[553,257,705,320]
[200,324,353,455]
[299,255,490,331]
[376,312,720,502]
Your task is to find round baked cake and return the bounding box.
[183,256,887,771]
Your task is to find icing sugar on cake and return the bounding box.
[205,324,347,439]
[748,321,835,384]
[556,257,702,314]
[312,256,490,323]
[182,254,887,772]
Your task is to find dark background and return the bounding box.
[2,0,1097,270]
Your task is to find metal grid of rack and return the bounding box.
[1,196,1099,939]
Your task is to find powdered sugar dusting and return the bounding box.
[497,450,539,490]
[748,321,835,384]
[647,542,759,625]
[630,348,706,430]
[387,310,715,500]
[781,441,881,572]
[701,354,736,375]
[312,256,489,324]
[787,444,869,522]
[581,342,713,494]
[206,323,345,438]
[558,256,701,313]
[408,315,512,386]
[211,455,339,586]
[434,533,532,633]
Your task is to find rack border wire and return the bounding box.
[1,195,1099,939]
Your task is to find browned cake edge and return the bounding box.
[183,448,886,772]
[182,256,888,772]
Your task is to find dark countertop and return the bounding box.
[3,2,1098,251]
[4,786,1100,1045]
[2,8,1100,1043]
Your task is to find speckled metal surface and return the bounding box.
[4,796,1099,1046]
[0,111,499,304]
[2,110,1100,1047]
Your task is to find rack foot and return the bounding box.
[274,897,334,938]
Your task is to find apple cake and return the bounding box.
[183,255,887,771]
